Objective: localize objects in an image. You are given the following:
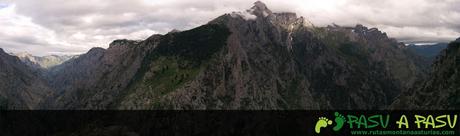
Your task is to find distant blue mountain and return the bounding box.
[407,43,448,62]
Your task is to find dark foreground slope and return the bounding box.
[0,49,53,109]
[44,2,424,110]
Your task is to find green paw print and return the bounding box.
[333,112,346,131]
[315,117,333,134]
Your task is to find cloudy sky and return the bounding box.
[0,0,459,56]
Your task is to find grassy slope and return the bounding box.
[115,24,231,109]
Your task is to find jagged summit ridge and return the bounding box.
[248,1,272,17]
[109,39,142,48]
[227,1,313,27]
[9,51,78,69]
[14,52,33,58]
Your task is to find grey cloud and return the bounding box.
[4,36,45,46]
[1,0,459,56]
[0,40,87,56]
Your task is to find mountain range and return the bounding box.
[406,43,448,64]
[393,38,460,109]
[0,1,458,110]
[13,52,78,69]
[0,49,53,109]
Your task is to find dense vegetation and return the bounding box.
[116,24,231,109]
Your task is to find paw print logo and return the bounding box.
[314,112,346,134]
[333,112,346,131]
[315,117,333,133]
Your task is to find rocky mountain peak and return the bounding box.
[351,24,388,39]
[15,52,33,58]
[272,12,313,27]
[222,1,313,28]
[354,24,367,31]
[87,47,106,54]
[248,1,272,17]
[11,51,77,69]
[109,39,142,48]
[168,29,182,34]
